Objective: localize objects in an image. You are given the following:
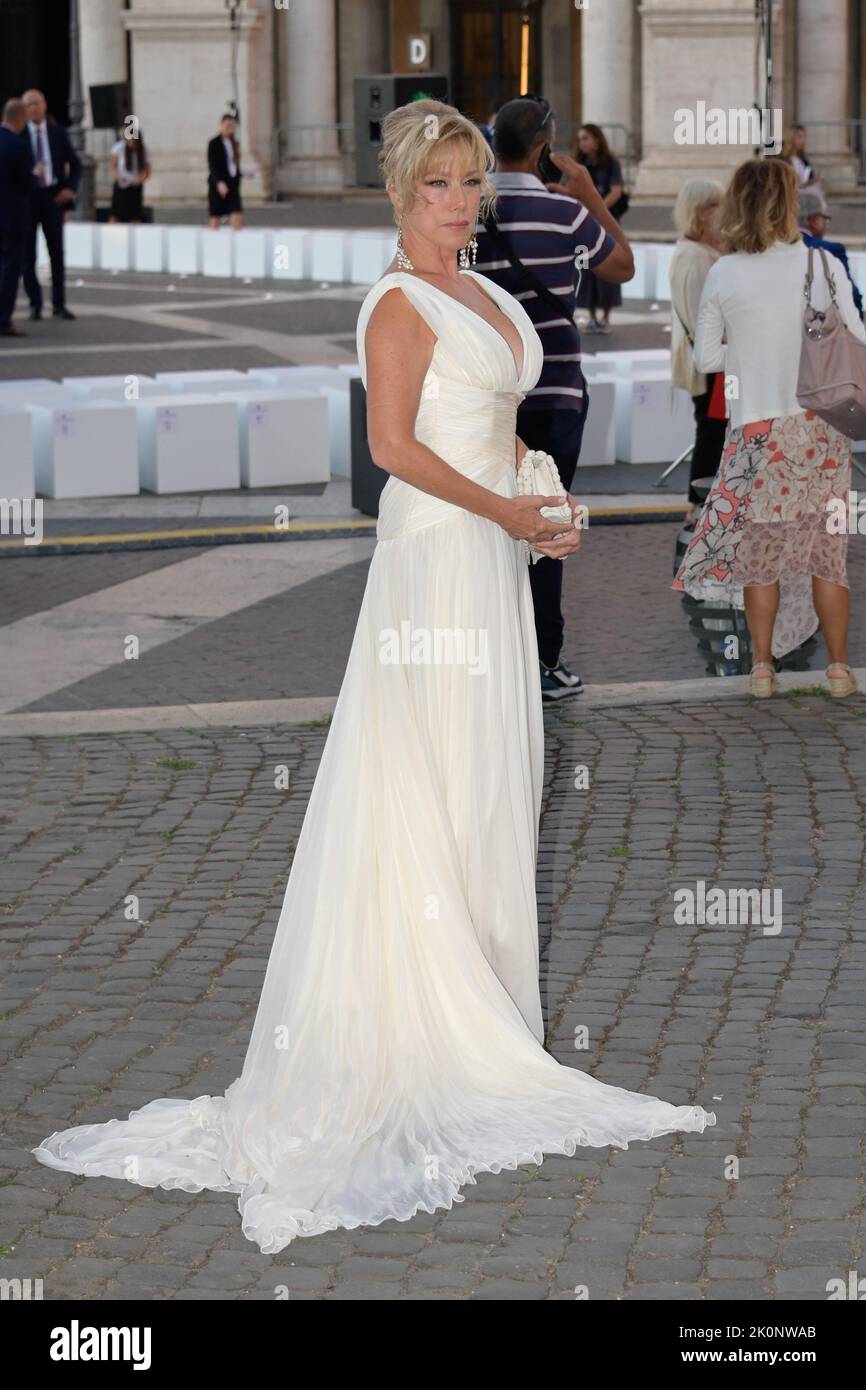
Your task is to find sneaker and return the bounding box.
[540,659,584,701]
[581,319,600,334]
[596,320,611,334]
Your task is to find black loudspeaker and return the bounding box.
[89,82,130,130]
[354,74,450,187]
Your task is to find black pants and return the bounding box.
[0,227,23,325]
[22,188,66,313]
[517,394,589,669]
[688,373,727,504]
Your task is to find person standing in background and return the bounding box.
[21,88,79,322]
[574,124,626,334]
[109,128,150,224]
[0,98,32,337]
[780,125,816,187]
[798,188,863,320]
[473,97,634,701]
[207,115,243,229]
[669,179,726,524]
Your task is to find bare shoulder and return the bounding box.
[366,276,435,348]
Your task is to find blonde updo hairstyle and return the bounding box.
[378,98,498,227]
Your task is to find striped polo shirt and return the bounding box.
[473,171,615,412]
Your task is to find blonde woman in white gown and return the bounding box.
[33,101,715,1254]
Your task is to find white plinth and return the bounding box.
[268,228,309,280]
[132,225,166,273]
[167,226,201,275]
[202,228,234,278]
[29,398,139,498]
[614,373,694,464]
[581,377,617,466]
[136,394,240,493]
[98,224,131,271]
[0,404,37,498]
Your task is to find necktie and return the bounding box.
[35,126,46,185]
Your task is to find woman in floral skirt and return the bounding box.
[673,157,865,698]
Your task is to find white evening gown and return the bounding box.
[33,269,715,1253]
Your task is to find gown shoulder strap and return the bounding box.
[355,272,445,388]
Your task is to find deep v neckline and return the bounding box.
[397,268,526,382]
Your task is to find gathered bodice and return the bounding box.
[356,269,544,539]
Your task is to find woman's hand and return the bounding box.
[496,493,583,558]
[217,180,229,198]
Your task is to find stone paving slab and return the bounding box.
[1,695,865,1300]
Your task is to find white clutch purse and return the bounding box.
[515,449,574,564]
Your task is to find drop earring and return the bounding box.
[458,236,478,269]
[396,222,414,271]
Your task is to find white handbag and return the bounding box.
[515,449,574,564]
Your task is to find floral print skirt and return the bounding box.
[672,410,851,659]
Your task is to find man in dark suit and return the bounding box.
[21,87,80,321]
[0,98,31,336]
[799,188,864,320]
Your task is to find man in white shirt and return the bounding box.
[21,88,80,321]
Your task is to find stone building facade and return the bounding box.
[26,0,866,202]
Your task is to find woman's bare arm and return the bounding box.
[365,288,577,551]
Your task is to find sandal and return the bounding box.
[827,663,858,699]
[749,661,778,698]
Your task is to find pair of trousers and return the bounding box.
[0,228,24,325]
[688,373,727,504]
[517,394,589,669]
[22,189,66,312]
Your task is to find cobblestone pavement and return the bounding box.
[2,693,865,1300]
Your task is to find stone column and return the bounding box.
[580,0,635,142]
[79,0,126,202]
[796,0,858,191]
[123,0,272,205]
[278,0,342,193]
[635,0,784,198]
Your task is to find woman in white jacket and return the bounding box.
[673,157,865,698]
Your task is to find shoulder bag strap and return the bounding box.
[482,212,580,329]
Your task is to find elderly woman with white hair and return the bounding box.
[669,179,726,522]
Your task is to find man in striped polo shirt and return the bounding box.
[474,98,633,701]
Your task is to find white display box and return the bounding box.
[132,224,166,272]
[0,379,62,396]
[64,222,96,270]
[310,231,348,283]
[268,228,309,280]
[248,367,352,477]
[203,387,330,487]
[28,398,139,498]
[233,229,268,279]
[349,232,396,285]
[62,374,160,400]
[580,376,617,466]
[98,224,130,271]
[167,225,201,275]
[654,243,675,303]
[593,348,673,372]
[614,373,693,464]
[0,403,37,498]
[136,394,240,493]
[621,243,656,300]
[202,228,234,277]
[154,369,249,393]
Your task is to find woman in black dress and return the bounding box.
[574,124,626,334]
[207,114,243,229]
